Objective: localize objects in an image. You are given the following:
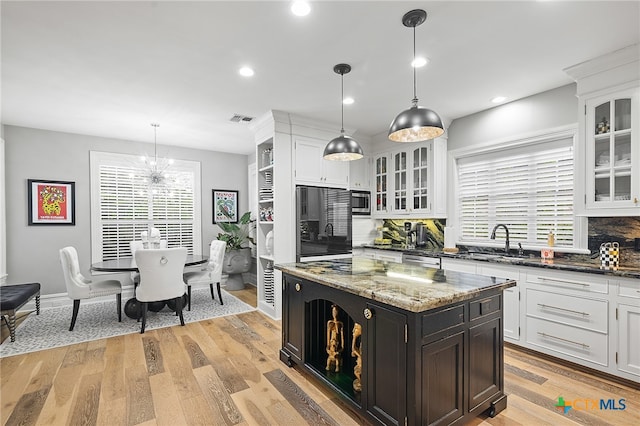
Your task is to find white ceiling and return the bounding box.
[2,1,639,155]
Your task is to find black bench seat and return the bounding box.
[0,283,41,342]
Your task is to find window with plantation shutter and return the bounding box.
[457,137,575,248]
[90,151,201,262]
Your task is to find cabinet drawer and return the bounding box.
[526,289,608,333]
[526,317,608,366]
[422,304,465,343]
[618,278,640,299]
[525,271,608,294]
[470,294,501,321]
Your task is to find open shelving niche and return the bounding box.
[257,138,276,316]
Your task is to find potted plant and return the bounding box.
[216,211,255,290]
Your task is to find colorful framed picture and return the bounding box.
[28,179,76,226]
[213,189,238,223]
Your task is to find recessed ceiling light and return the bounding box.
[343,97,354,105]
[411,57,428,68]
[291,1,311,17]
[239,67,254,77]
[492,96,506,104]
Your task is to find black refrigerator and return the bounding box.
[296,185,352,261]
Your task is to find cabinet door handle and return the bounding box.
[537,332,589,349]
[295,283,301,292]
[538,277,590,288]
[363,308,373,320]
[537,303,590,317]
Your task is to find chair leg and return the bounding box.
[175,296,185,327]
[209,283,215,300]
[216,282,224,305]
[36,295,41,315]
[69,300,80,331]
[140,302,148,334]
[187,285,192,311]
[116,293,122,322]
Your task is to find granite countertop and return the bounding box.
[359,244,640,280]
[275,257,516,313]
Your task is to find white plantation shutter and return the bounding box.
[90,151,201,262]
[458,138,574,247]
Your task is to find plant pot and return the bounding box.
[222,247,252,290]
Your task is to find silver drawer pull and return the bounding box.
[538,277,590,287]
[537,303,590,317]
[537,332,590,349]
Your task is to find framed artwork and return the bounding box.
[213,189,238,223]
[28,179,76,226]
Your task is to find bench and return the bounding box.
[1,283,41,342]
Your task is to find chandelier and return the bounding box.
[142,123,175,196]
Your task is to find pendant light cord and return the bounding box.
[340,73,345,135]
[412,24,418,107]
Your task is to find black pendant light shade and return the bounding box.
[388,9,445,142]
[388,105,444,142]
[323,133,363,161]
[323,63,364,161]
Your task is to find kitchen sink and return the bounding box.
[465,252,528,261]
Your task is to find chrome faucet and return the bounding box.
[490,224,510,254]
[325,223,334,237]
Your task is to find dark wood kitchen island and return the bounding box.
[275,257,517,426]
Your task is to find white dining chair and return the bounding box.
[183,241,227,310]
[59,246,122,331]
[129,239,167,285]
[135,247,187,333]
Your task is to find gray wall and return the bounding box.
[447,83,578,150]
[3,125,250,295]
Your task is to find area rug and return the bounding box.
[0,287,255,358]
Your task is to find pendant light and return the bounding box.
[323,63,364,161]
[388,9,444,143]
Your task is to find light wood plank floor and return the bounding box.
[1,286,638,425]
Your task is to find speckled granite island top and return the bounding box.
[275,258,516,313]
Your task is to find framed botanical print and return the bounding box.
[28,179,76,225]
[212,189,238,223]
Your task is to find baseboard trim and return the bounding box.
[9,281,226,312]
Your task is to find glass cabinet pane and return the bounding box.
[594,102,611,135]
[614,98,631,131]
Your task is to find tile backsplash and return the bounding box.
[382,219,446,249]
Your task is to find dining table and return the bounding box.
[91,254,209,319]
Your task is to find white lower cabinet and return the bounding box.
[478,264,521,343]
[359,248,403,263]
[439,257,639,382]
[524,270,610,371]
[616,277,640,378]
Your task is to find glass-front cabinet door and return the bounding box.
[586,88,639,212]
[392,150,408,212]
[411,146,430,212]
[374,153,388,215]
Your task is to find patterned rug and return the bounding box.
[0,287,255,358]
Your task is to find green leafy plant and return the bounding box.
[216,211,255,250]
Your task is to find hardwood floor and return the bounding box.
[1,285,638,425]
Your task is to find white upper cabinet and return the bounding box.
[565,43,640,216]
[295,137,349,188]
[373,152,390,216]
[584,88,640,214]
[349,154,371,190]
[373,139,447,218]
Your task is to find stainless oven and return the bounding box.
[351,190,370,216]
